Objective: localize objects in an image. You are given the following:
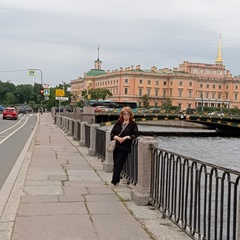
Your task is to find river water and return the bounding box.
[139,125,240,172]
[101,124,240,172]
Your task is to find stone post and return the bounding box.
[103,130,114,172]
[67,118,73,136]
[131,136,158,206]
[61,116,64,130]
[88,124,100,156]
[73,120,79,141]
[79,121,88,146]
[57,115,62,127]
[64,118,69,133]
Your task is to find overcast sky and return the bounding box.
[0,0,240,87]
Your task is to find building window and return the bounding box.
[188,90,192,98]
[218,93,221,99]
[178,89,182,97]
[235,94,238,100]
[164,81,167,85]
[235,85,238,90]
[219,85,221,89]
[206,92,209,98]
[170,89,172,97]
[125,79,128,83]
[189,82,192,86]
[226,93,228,99]
[139,79,143,84]
[163,90,166,97]
[124,88,128,95]
[148,80,151,85]
[170,81,172,85]
[212,92,215,99]
[206,84,209,88]
[155,89,158,97]
[139,88,142,96]
[200,84,203,88]
[213,84,215,89]
[156,81,159,85]
[179,81,182,86]
[147,88,151,96]
[226,85,228,89]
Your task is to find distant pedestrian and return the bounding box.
[110,107,138,185]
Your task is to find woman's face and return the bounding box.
[122,111,130,121]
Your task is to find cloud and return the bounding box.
[0,0,240,86]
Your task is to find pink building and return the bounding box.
[70,38,240,109]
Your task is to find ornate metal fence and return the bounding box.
[85,124,90,148]
[149,146,240,240]
[121,140,138,185]
[95,128,106,161]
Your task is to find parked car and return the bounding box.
[3,107,18,120]
[0,105,5,111]
[18,106,27,114]
[179,108,196,114]
[136,108,148,113]
[208,111,224,117]
[94,106,114,112]
[25,106,32,113]
[55,106,72,112]
[148,108,161,113]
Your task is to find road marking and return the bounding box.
[0,116,26,135]
[0,116,30,145]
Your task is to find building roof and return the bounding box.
[86,69,106,76]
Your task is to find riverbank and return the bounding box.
[137,120,210,128]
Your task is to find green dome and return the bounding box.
[86,69,106,76]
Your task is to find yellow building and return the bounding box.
[70,38,240,109]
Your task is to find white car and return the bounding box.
[208,111,224,117]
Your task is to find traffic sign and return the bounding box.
[44,89,50,96]
[56,89,65,97]
[55,97,68,100]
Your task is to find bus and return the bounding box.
[89,100,137,110]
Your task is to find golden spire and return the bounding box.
[215,34,223,65]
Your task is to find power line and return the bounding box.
[0,69,29,73]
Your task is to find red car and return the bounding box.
[3,107,18,120]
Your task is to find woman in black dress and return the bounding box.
[110,107,138,185]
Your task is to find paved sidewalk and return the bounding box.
[0,113,190,240]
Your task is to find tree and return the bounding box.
[15,84,34,104]
[81,88,112,101]
[161,97,172,113]
[4,92,17,105]
[140,94,150,108]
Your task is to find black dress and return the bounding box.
[110,121,138,185]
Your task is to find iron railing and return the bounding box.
[95,128,106,161]
[121,140,138,185]
[85,124,90,148]
[77,121,81,141]
[149,146,240,240]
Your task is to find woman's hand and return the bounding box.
[114,135,130,144]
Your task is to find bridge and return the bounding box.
[95,112,240,133]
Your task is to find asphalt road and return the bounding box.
[0,114,37,190]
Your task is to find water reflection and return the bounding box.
[156,136,240,171]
